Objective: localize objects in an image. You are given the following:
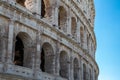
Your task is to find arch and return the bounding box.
[71,17,77,38]
[14,32,33,68]
[41,0,46,18]
[16,0,25,7]
[40,42,55,74]
[83,63,87,80]
[59,51,69,79]
[58,6,67,32]
[41,0,51,18]
[73,58,79,80]
[80,26,84,46]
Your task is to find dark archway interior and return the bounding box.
[40,48,45,72]
[59,51,68,79]
[80,27,84,46]
[58,6,67,32]
[40,43,54,74]
[41,0,46,18]
[16,0,25,7]
[71,17,77,37]
[74,58,79,80]
[14,36,24,66]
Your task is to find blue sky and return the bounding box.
[94,0,120,80]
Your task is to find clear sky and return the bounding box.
[94,0,120,80]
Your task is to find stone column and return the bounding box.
[67,8,72,36]
[31,0,41,17]
[33,31,41,79]
[50,0,59,26]
[31,45,36,69]
[68,60,72,80]
[0,26,7,63]
[24,0,41,17]
[81,60,83,80]
[79,58,82,80]
[83,27,88,50]
[36,0,41,16]
[76,18,80,43]
[86,64,89,80]
[69,51,73,80]
[6,19,14,64]
[55,42,60,75]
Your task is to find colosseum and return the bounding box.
[0,0,99,80]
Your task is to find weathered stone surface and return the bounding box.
[0,0,98,80]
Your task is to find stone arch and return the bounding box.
[71,17,77,39]
[73,58,79,80]
[58,6,67,32]
[14,32,33,68]
[59,51,69,79]
[80,26,84,46]
[41,0,51,18]
[83,63,87,80]
[40,42,55,74]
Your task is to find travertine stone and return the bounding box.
[0,0,98,80]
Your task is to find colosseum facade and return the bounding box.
[0,0,99,80]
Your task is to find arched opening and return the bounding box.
[41,0,46,18]
[71,17,77,39]
[59,51,69,79]
[40,48,45,72]
[83,64,87,80]
[41,0,51,18]
[58,6,67,32]
[80,27,84,46]
[73,58,79,80]
[40,42,55,74]
[14,36,24,66]
[16,0,25,7]
[14,32,33,68]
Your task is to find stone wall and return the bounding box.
[0,0,98,80]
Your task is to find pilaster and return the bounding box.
[6,19,14,64]
[33,31,41,79]
[69,50,73,80]
[79,58,82,80]
[67,8,72,35]
[77,18,80,43]
[50,0,59,26]
[55,42,60,75]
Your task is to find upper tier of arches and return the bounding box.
[5,0,96,59]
